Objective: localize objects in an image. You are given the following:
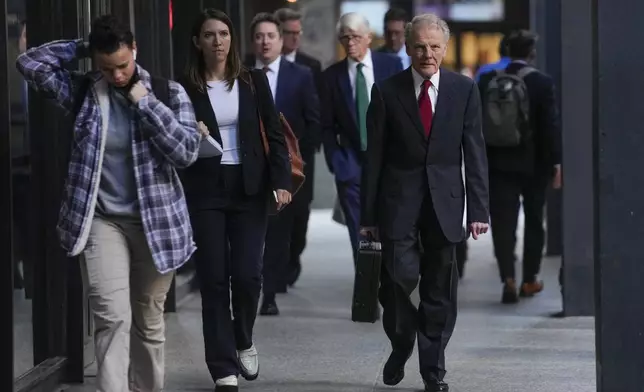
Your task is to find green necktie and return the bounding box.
[355,63,369,151]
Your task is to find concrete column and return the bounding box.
[559,0,595,316]
[0,0,15,388]
[593,0,644,389]
[531,0,563,257]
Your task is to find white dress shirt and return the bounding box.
[396,46,411,69]
[255,56,281,99]
[284,50,297,63]
[411,66,440,112]
[347,49,375,103]
[206,80,241,165]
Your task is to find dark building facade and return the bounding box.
[0,0,186,390]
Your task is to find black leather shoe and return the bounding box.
[382,348,413,386]
[424,380,449,391]
[286,261,302,286]
[259,299,279,316]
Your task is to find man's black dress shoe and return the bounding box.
[382,349,413,385]
[424,380,449,391]
[259,298,279,316]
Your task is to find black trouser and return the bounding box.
[489,171,548,283]
[190,165,268,381]
[263,200,296,296]
[289,150,315,268]
[379,196,458,383]
[288,190,311,270]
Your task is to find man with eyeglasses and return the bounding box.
[322,12,402,266]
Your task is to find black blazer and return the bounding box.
[178,69,291,204]
[361,68,490,243]
[243,57,321,202]
[478,61,562,176]
[295,51,322,71]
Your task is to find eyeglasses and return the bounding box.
[339,35,364,43]
[283,29,302,36]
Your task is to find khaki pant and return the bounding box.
[82,217,174,392]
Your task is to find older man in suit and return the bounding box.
[361,13,489,391]
[322,12,402,265]
[246,12,320,316]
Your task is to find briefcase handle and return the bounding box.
[359,240,382,251]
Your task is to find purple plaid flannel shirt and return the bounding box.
[16,40,200,273]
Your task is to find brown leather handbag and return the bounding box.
[258,112,306,196]
[249,71,306,213]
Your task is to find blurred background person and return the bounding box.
[377,7,410,69]
[478,30,561,304]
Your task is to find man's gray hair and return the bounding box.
[404,13,450,43]
[274,7,302,23]
[336,12,371,36]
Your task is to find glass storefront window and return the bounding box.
[6,0,34,379]
[5,0,35,380]
[459,31,504,77]
[415,0,505,22]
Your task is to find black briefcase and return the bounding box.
[351,240,382,323]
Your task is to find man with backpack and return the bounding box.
[478,30,562,304]
[16,15,200,391]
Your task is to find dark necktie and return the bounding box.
[262,66,269,74]
[355,63,369,151]
[418,79,433,137]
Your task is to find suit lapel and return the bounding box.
[373,54,387,83]
[429,69,454,140]
[275,59,289,112]
[238,77,255,139]
[396,69,425,138]
[337,60,357,124]
[190,84,222,144]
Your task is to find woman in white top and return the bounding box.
[178,8,292,392]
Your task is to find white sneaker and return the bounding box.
[238,344,259,380]
[215,375,238,391]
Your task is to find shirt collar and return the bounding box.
[284,50,297,62]
[411,66,440,91]
[511,59,529,65]
[396,46,407,58]
[347,49,374,70]
[255,55,282,73]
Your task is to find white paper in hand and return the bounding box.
[198,135,223,158]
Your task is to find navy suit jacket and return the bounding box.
[322,51,403,183]
[246,57,321,201]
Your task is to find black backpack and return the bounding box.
[482,66,536,147]
[72,75,170,118]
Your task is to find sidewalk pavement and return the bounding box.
[62,209,595,392]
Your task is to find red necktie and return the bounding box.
[418,79,433,137]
